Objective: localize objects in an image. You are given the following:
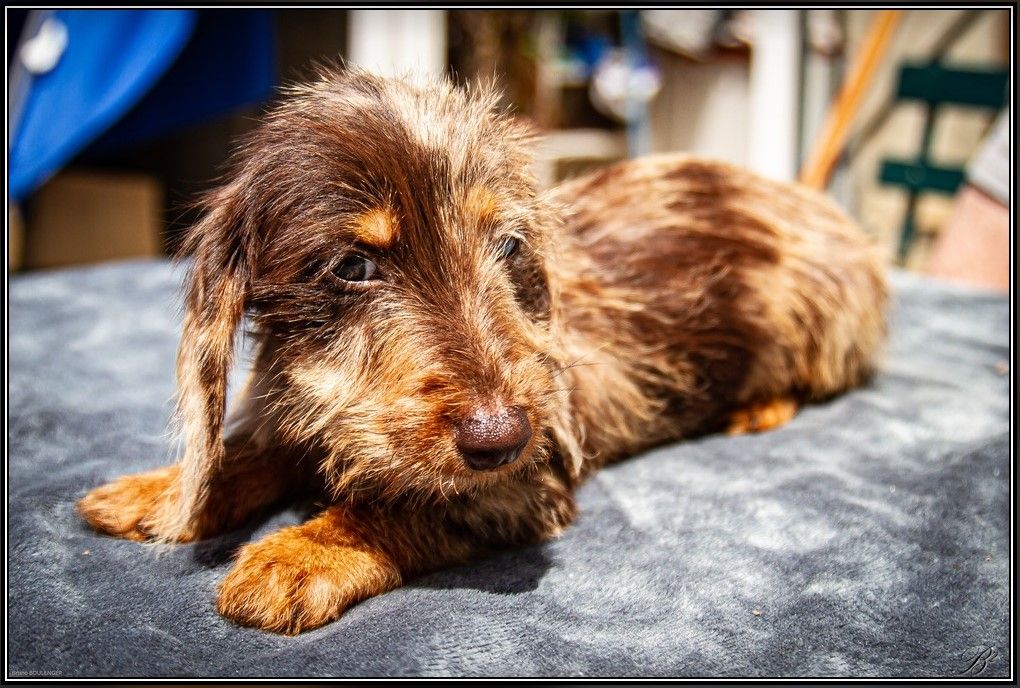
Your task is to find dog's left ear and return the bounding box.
[154,181,254,540]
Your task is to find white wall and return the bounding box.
[649,53,751,168]
[347,10,446,79]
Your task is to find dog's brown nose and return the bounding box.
[454,405,532,471]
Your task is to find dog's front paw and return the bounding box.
[77,465,193,542]
[217,522,401,634]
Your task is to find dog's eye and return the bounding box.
[496,236,520,260]
[333,255,379,282]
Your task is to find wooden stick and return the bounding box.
[799,9,904,190]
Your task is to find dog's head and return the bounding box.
[173,69,581,520]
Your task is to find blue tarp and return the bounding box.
[9,9,275,201]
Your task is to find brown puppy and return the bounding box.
[78,68,887,634]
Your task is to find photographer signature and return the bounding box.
[958,646,998,676]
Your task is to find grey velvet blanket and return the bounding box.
[8,259,1011,678]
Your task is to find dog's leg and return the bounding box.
[216,504,402,634]
[77,443,304,543]
[79,343,305,542]
[726,396,799,435]
[77,464,188,542]
[218,470,575,634]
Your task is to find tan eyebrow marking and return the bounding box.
[465,186,499,224]
[352,207,398,248]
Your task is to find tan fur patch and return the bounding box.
[727,397,799,435]
[352,207,398,248]
[465,185,499,224]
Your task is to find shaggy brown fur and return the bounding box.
[77,68,887,634]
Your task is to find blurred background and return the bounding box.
[7,9,1012,288]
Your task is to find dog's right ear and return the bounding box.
[154,181,255,541]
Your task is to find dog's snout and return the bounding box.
[455,404,532,471]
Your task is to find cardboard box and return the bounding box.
[9,203,24,272]
[25,171,162,269]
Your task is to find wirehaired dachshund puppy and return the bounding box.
[78,68,888,634]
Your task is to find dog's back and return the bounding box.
[547,154,888,473]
